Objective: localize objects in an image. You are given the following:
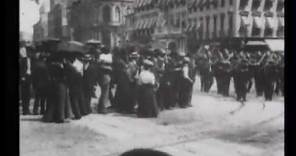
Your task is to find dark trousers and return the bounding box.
[156,83,166,110]
[254,69,264,96]
[83,84,94,114]
[204,73,213,92]
[215,76,222,95]
[179,78,193,108]
[69,85,86,118]
[264,80,275,101]
[33,87,47,115]
[167,71,182,107]
[233,72,248,101]
[98,74,111,113]
[220,73,231,97]
[20,78,31,114]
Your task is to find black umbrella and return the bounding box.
[57,41,87,54]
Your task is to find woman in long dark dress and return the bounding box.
[113,49,135,113]
[43,57,68,123]
[137,60,159,118]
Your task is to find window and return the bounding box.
[252,18,262,36]
[220,13,225,35]
[213,0,218,8]
[277,0,284,12]
[199,17,204,39]
[221,0,225,7]
[252,0,261,10]
[213,15,217,38]
[264,27,273,37]
[102,5,111,23]
[239,0,249,10]
[206,16,210,39]
[277,26,284,37]
[264,0,273,11]
[115,7,121,22]
[228,13,233,36]
[229,0,233,6]
[252,27,261,36]
[206,0,210,9]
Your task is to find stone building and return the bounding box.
[48,0,75,40]
[127,0,188,52]
[33,0,51,41]
[186,0,284,50]
[68,0,134,48]
[126,0,284,53]
[33,20,44,41]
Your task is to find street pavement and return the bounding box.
[20,77,284,156]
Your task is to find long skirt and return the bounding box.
[114,71,134,112]
[43,81,67,123]
[137,84,159,118]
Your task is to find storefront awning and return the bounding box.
[253,17,264,29]
[265,39,284,52]
[245,41,267,46]
[265,17,276,28]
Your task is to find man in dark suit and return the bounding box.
[83,54,98,114]
[19,44,32,115]
[31,53,50,115]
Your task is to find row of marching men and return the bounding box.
[19,43,196,123]
[195,46,284,102]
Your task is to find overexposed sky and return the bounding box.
[20,0,40,40]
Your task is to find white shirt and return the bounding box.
[20,47,27,58]
[138,70,155,85]
[99,53,113,63]
[72,59,84,75]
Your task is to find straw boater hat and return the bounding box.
[178,51,186,57]
[130,51,140,58]
[183,57,190,63]
[143,59,154,67]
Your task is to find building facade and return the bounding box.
[186,0,284,50]
[33,20,44,41]
[48,0,75,40]
[68,0,134,48]
[127,0,188,52]
[33,0,51,41]
[126,0,284,53]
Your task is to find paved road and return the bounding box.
[20,78,284,156]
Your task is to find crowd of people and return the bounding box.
[19,41,284,123]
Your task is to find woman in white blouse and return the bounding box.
[136,59,159,118]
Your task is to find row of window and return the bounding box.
[239,0,284,11]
